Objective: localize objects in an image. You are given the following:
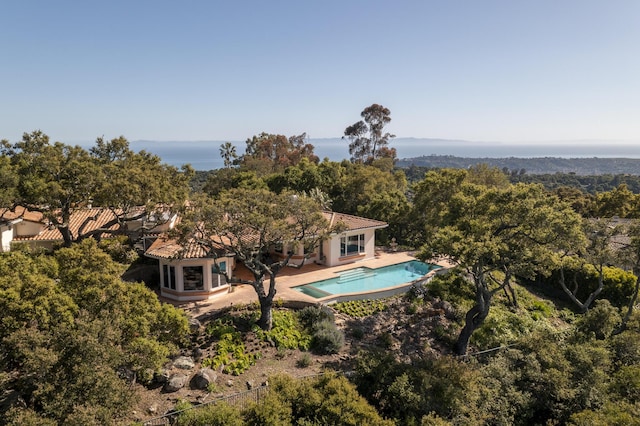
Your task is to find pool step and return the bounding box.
[337,268,376,284]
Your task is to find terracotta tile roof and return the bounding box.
[146,234,231,260]
[322,211,388,232]
[13,208,121,242]
[146,211,388,260]
[0,206,44,223]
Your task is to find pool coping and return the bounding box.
[176,252,453,316]
[293,262,444,304]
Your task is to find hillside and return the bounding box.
[397,155,640,175]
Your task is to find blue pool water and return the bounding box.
[294,260,440,298]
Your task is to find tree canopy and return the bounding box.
[178,188,335,330]
[0,240,189,425]
[240,132,318,174]
[414,172,586,354]
[343,104,396,164]
[0,131,192,246]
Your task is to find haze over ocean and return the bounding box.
[122,139,640,171]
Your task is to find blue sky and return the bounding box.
[2,1,639,144]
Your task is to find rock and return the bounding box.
[173,356,195,370]
[226,379,234,387]
[117,366,135,383]
[189,318,202,333]
[148,403,159,415]
[191,368,217,390]
[192,347,204,361]
[246,380,255,390]
[155,369,171,384]
[433,299,456,319]
[164,373,188,393]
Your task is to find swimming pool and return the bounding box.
[294,260,440,299]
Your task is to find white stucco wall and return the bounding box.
[159,256,234,301]
[0,225,13,252]
[324,229,377,267]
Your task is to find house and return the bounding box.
[0,206,176,252]
[145,211,388,302]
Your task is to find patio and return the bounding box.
[171,251,442,317]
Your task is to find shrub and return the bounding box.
[254,310,312,350]
[471,307,539,350]
[351,327,365,339]
[244,374,393,426]
[201,333,260,375]
[333,299,387,318]
[530,300,553,318]
[206,318,236,339]
[176,401,243,426]
[311,319,345,354]
[426,273,475,309]
[98,236,138,264]
[378,332,394,349]
[299,305,335,329]
[575,299,621,340]
[296,352,313,368]
[609,331,640,366]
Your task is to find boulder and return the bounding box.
[164,373,188,393]
[173,356,195,370]
[191,368,217,390]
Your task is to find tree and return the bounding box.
[613,221,640,334]
[557,219,620,313]
[89,135,192,241]
[178,188,334,330]
[0,240,189,424]
[244,373,393,426]
[1,131,192,246]
[343,104,395,164]
[465,164,510,188]
[595,184,638,218]
[415,177,585,355]
[241,132,318,174]
[0,151,17,208]
[219,141,238,169]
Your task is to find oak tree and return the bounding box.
[179,188,334,330]
[1,131,191,246]
[415,174,585,355]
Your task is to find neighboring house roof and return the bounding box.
[12,208,122,242]
[0,206,44,224]
[145,211,388,260]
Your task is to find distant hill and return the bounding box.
[396,155,640,176]
[119,138,640,172]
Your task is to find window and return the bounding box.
[340,233,365,257]
[211,261,227,288]
[163,264,176,289]
[162,265,169,288]
[183,266,204,291]
[169,266,176,290]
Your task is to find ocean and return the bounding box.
[126,138,640,171]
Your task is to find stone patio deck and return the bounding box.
[170,251,449,318]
